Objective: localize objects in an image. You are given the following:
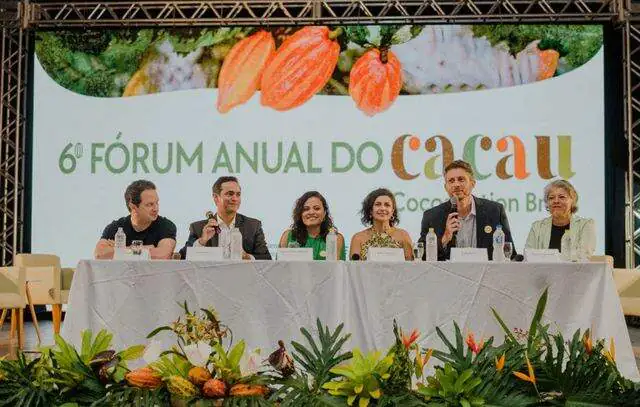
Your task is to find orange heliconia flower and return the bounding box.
[583,331,593,355]
[466,332,484,354]
[402,329,420,349]
[513,355,536,385]
[260,26,340,111]
[349,48,403,116]
[495,354,505,372]
[415,348,433,378]
[217,31,276,113]
[604,337,616,363]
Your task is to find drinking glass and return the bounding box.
[414,242,425,261]
[503,242,513,262]
[131,240,143,255]
[288,241,300,248]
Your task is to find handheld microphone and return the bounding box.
[449,196,458,247]
[205,211,221,234]
[351,253,361,261]
[450,196,458,212]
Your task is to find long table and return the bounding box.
[61,260,639,379]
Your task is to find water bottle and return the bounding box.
[114,227,126,249]
[325,228,338,261]
[424,228,438,261]
[230,227,243,260]
[426,228,438,261]
[492,225,505,262]
[561,230,572,261]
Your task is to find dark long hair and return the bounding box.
[359,188,399,227]
[290,191,335,246]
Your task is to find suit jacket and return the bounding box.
[179,213,272,260]
[418,196,516,261]
[525,215,596,255]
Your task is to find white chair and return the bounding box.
[613,268,640,316]
[0,267,31,349]
[13,253,73,335]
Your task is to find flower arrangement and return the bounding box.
[1,290,638,406]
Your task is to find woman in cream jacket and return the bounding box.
[525,179,596,256]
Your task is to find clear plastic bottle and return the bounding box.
[114,227,126,249]
[492,225,505,262]
[230,227,243,260]
[425,228,438,261]
[325,228,338,261]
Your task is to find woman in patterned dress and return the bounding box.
[349,188,414,261]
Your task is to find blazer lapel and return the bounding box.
[235,213,245,235]
[473,197,490,247]
[541,217,553,249]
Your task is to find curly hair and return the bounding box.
[359,188,399,227]
[290,191,335,246]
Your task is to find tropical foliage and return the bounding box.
[1,290,638,406]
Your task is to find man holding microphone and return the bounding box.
[179,176,272,260]
[418,160,516,260]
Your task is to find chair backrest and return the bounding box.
[13,253,62,304]
[613,268,640,316]
[0,267,26,308]
[14,254,61,268]
[613,268,640,295]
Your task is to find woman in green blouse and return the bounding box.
[278,191,346,260]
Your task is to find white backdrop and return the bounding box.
[32,51,605,266]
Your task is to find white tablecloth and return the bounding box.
[62,260,639,379]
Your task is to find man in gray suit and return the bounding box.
[180,176,272,260]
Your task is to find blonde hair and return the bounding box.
[544,179,578,214]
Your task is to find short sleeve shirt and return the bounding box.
[101,215,177,247]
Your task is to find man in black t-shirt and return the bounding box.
[94,180,177,259]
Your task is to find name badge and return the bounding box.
[277,248,313,261]
[187,247,223,261]
[114,248,150,261]
[450,248,488,262]
[524,249,561,263]
[367,247,405,262]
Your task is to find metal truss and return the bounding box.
[0,0,639,266]
[0,1,28,266]
[627,12,640,266]
[26,0,621,27]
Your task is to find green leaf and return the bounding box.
[146,326,173,339]
[112,365,128,383]
[454,369,473,392]
[80,330,93,361]
[491,308,518,343]
[527,288,548,351]
[390,25,423,45]
[228,340,246,367]
[118,345,145,361]
[89,330,114,359]
[410,25,424,39]
[345,26,370,47]
[379,25,402,47]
